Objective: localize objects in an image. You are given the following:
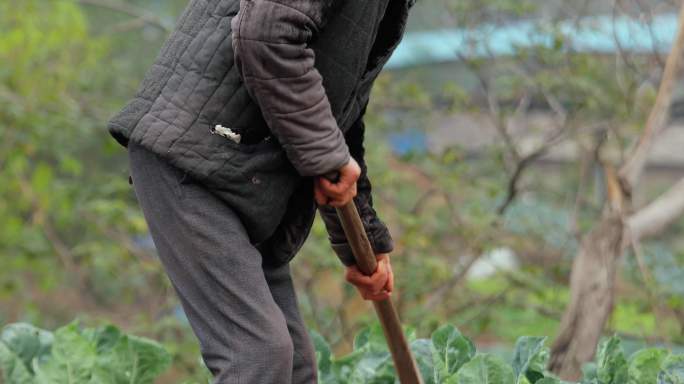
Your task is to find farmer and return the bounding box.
[107,0,415,382]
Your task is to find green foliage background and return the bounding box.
[2,0,684,382]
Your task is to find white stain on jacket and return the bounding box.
[210,124,242,144]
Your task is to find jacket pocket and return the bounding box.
[203,135,302,244]
[155,150,210,201]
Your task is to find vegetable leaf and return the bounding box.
[658,354,684,384]
[455,354,516,384]
[512,336,548,383]
[431,324,476,382]
[596,336,628,384]
[627,348,669,384]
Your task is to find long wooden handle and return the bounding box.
[335,202,423,384]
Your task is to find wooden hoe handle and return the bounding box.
[334,202,423,384]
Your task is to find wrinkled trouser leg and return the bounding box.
[127,141,317,384]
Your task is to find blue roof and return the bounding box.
[387,13,679,69]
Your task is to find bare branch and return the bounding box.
[423,254,480,312]
[466,58,521,163]
[618,3,684,190]
[626,177,684,240]
[497,145,550,214]
[497,104,569,214]
[109,18,149,34]
[77,0,172,32]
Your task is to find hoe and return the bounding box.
[329,181,424,384]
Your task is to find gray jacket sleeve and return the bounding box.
[230,0,350,177]
[317,116,394,266]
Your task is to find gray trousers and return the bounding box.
[127,141,317,384]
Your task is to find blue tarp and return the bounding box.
[387,13,679,69]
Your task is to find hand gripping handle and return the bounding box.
[323,172,423,384]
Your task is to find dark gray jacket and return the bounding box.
[108,0,414,266]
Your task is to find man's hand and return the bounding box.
[314,157,361,207]
[345,253,394,301]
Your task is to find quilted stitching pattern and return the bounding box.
[108,0,411,263]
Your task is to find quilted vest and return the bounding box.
[108,0,412,260]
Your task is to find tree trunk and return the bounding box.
[548,213,623,381]
[549,2,684,379]
[549,164,625,381]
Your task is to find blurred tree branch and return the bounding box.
[626,177,684,241]
[77,0,172,32]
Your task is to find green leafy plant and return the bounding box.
[0,322,171,384]
[3,321,683,383]
[312,324,684,384]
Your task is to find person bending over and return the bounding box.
[107,0,415,382]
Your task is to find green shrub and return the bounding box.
[2,321,683,383]
[0,322,171,383]
[311,324,684,384]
